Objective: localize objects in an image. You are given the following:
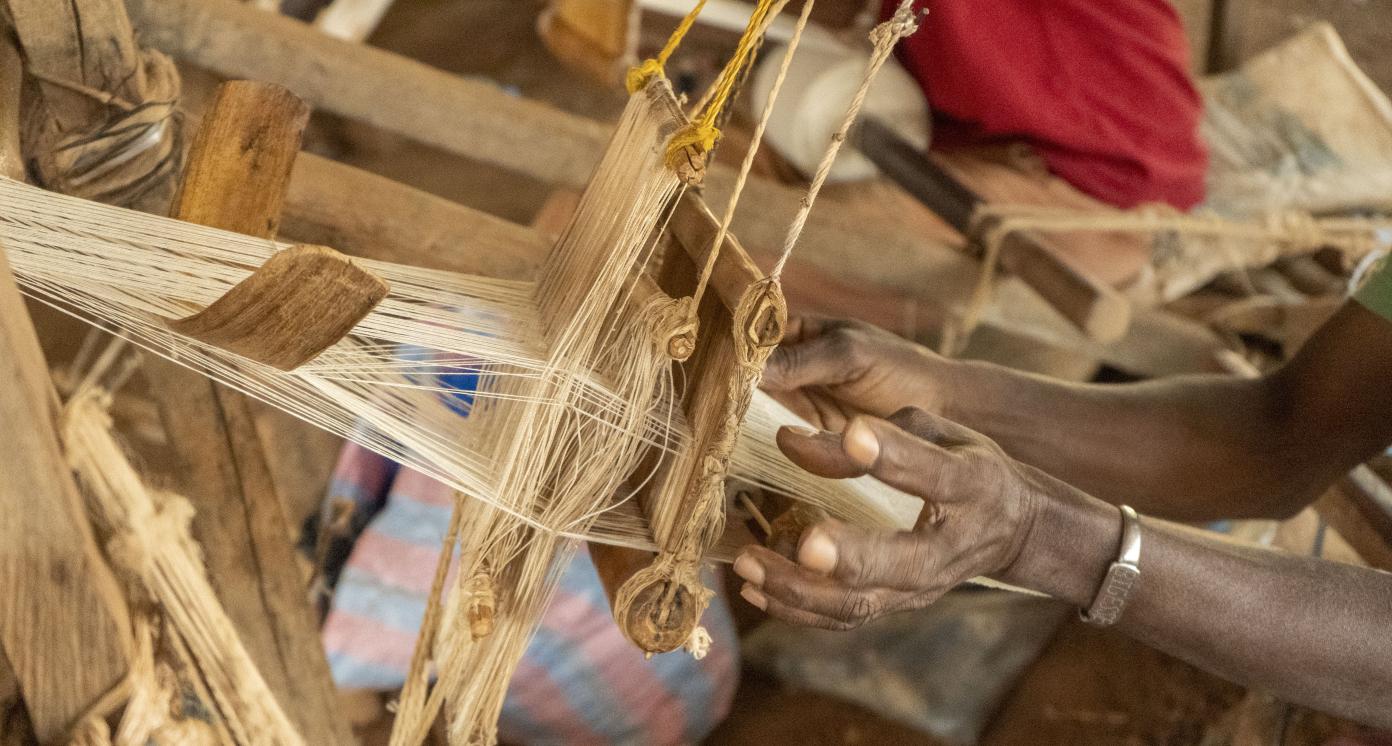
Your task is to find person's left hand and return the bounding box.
[732,407,1050,630]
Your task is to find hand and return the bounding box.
[761,315,955,431]
[732,407,1053,630]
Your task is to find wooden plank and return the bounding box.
[283,153,543,279]
[0,34,133,742]
[125,0,612,188]
[142,81,352,745]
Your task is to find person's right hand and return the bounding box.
[761,316,957,431]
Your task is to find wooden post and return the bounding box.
[0,33,134,742]
[141,81,353,745]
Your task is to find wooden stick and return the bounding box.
[0,36,134,739]
[855,117,1132,342]
[142,80,353,745]
[125,0,611,188]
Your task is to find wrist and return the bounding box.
[996,479,1120,606]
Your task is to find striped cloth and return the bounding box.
[318,442,739,744]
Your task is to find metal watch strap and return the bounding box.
[1080,505,1141,627]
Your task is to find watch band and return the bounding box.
[1080,505,1141,627]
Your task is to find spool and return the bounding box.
[750,37,930,183]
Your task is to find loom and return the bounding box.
[0,2,938,743]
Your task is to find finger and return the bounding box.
[775,426,865,479]
[798,519,950,591]
[762,327,865,393]
[781,314,851,345]
[741,583,866,630]
[842,415,972,504]
[885,406,984,449]
[738,545,902,624]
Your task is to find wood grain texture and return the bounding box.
[143,81,353,745]
[171,81,310,238]
[282,153,542,280]
[169,244,388,370]
[0,30,134,742]
[125,0,611,188]
[0,243,135,741]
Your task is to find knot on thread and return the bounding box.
[870,1,925,46]
[683,626,713,660]
[28,49,184,212]
[647,292,699,361]
[626,58,665,94]
[665,122,720,182]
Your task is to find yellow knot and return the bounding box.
[626,58,664,94]
[665,122,721,175]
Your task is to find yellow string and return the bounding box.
[663,0,782,171]
[626,0,710,94]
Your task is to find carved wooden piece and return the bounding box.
[142,80,352,745]
[168,243,388,370]
[0,34,133,742]
[605,192,786,653]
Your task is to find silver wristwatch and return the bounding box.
[1080,505,1141,627]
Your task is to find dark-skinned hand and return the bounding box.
[732,406,1052,630]
[760,315,957,431]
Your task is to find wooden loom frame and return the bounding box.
[4,1,1392,741]
[0,4,793,734]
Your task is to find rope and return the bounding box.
[626,0,710,94]
[663,0,788,173]
[687,0,809,315]
[770,0,923,280]
[940,202,1392,355]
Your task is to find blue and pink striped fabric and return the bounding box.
[319,442,740,744]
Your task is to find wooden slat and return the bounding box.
[126,0,611,188]
[283,153,543,279]
[142,81,353,745]
[0,34,134,742]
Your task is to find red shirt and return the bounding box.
[888,0,1208,209]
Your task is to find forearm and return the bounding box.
[942,362,1316,519]
[1007,489,1392,727]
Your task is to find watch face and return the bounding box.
[1085,562,1140,627]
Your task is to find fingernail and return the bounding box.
[798,527,838,574]
[784,425,821,438]
[740,584,767,610]
[842,419,880,467]
[732,553,765,586]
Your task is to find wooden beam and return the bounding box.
[142,81,352,745]
[0,34,134,742]
[283,153,542,279]
[125,0,611,188]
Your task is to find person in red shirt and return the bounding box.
[890,0,1208,210]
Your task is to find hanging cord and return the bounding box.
[686,0,812,315]
[665,0,789,173]
[770,0,924,280]
[626,0,710,94]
